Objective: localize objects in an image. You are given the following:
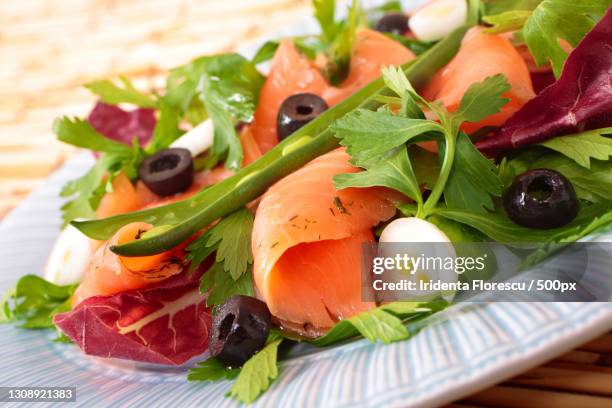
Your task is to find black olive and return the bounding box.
[277,93,328,140]
[209,295,271,367]
[504,169,579,229]
[138,148,194,197]
[375,13,410,36]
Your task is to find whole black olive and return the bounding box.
[504,169,579,229]
[209,295,271,367]
[375,13,410,36]
[277,93,328,140]
[138,147,194,197]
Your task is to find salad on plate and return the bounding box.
[2,0,612,404]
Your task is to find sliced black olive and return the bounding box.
[138,148,194,197]
[277,93,328,140]
[209,295,271,367]
[504,169,579,229]
[375,13,410,36]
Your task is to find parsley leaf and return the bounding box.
[381,66,425,119]
[345,308,410,343]
[199,263,254,306]
[453,74,510,124]
[187,208,255,307]
[187,208,254,279]
[332,110,442,167]
[502,147,612,203]
[227,339,282,404]
[311,300,446,347]
[200,54,263,123]
[381,65,416,97]
[164,53,264,170]
[53,117,135,155]
[334,146,422,206]
[52,331,74,343]
[532,154,612,203]
[539,127,612,168]
[1,275,76,329]
[410,145,439,189]
[251,41,280,65]
[427,75,509,213]
[505,146,612,203]
[524,0,610,77]
[201,86,243,170]
[433,202,612,244]
[59,157,112,226]
[522,210,612,268]
[334,70,509,217]
[187,358,239,382]
[146,100,183,153]
[84,75,157,108]
[199,55,264,169]
[484,0,611,77]
[442,133,503,213]
[53,117,145,225]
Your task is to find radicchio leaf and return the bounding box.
[476,9,612,157]
[88,102,156,146]
[53,266,212,365]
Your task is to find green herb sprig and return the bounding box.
[333,67,508,218]
[187,208,255,306]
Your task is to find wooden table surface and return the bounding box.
[1,1,611,406]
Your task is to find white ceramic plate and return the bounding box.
[2,1,612,406]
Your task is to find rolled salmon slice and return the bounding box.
[252,148,397,335]
[421,26,535,134]
[269,230,375,335]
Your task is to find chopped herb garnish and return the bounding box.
[332,196,351,215]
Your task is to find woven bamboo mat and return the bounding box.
[0,0,311,217]
[449,330,612,407]
[1,1,611,406]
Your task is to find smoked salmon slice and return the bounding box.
[72,222,186,307]
[323,28,416,105]
[79,165,237,305]
[251,28,415,154]
[251,40,329,153]
[421,27,535,134]
[239,125,263,165]
[96,173,152,219]
[252,148,397,335]
[96,125,260,221]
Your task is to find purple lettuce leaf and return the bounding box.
[88,102,156,146]
[476,8,612,157]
